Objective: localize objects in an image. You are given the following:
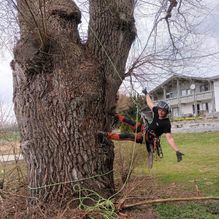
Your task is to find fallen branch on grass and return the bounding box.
[122,196,219,209]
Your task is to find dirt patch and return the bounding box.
[117,176,200,200]
[121,206,157,219]
[1,175,206,219]
[115,176,202,218]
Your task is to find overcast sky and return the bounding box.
[0,0,219,105]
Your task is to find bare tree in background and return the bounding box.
[124,0,219,90]
[0,0,218,208]
[0,100,16,130]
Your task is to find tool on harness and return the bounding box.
[146,130,163,158]
[147,133,163,169]
[153,136,163,158]
[140,109,164,168]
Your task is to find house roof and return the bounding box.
[149,74,219,94]
[210,75,219,80]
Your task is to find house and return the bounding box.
[149,74,219,117]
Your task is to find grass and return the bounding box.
[114,132,219,218]
[4,131,218,196]
[1,131,219,218]
[114,132,219,196]
[0,131,20,143]
[155,202,219,219]
[157,132,219,196]
[0,160,27,194]
[0,131,20,155]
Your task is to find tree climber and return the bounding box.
[97,88,184,166]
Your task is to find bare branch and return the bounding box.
[122,196,219,209]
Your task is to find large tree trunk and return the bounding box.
[12,0,136,205]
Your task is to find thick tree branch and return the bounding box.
[88,0,136,79]
[122,196,219,209]
[165,0,178,20]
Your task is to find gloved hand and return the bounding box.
[176,151,184,162]
[142,88,148,95]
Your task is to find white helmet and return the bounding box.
[157,101,170,113]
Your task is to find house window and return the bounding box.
[192,104,200,114]
[200,83,209,92]
[203,102,209,112]
[166,92,173,99]
[187,89,191,95]
[182,90,187,96]
[197,104,200,114]
[206,103,209,112]
[192,104,195,114]
[172,107,179,117]
[181,89,191,96]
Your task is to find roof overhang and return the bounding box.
[149,74,218,94]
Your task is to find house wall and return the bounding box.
[179,79,192,94]
[151,77,218,117]
[165,80,178,98]
[156,91,163,100]
[171,101,213,118]
[196,101,213,113]
[213,80,219,112]
[163,79,211,99]
[180,80,211,95]
[181,104,193,115]
[171,107,179,117]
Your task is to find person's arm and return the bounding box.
[165,133,184,162]
[146,94,154,111]
[142,88,154,111]
[165,133,179,151]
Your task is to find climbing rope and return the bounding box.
[28,170,113,190]
[74,184,117,218]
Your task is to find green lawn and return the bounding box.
[0,131,20,155]
[1,131,219,218]
[0,131,20,143]
[1,131,218,196]
[114,132,219,196]
[155,202,219,219]
[114,132,219,218]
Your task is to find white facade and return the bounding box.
[181,104,193,115]
[150,75,219,117]
[213,80,219,112]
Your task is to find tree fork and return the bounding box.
[13,0,136,206]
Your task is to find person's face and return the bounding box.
[158,108,168,118]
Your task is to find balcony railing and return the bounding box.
[154,90,213,106]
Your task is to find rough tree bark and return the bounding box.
[12,0,136,205]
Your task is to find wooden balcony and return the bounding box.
[154,91,213,106]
